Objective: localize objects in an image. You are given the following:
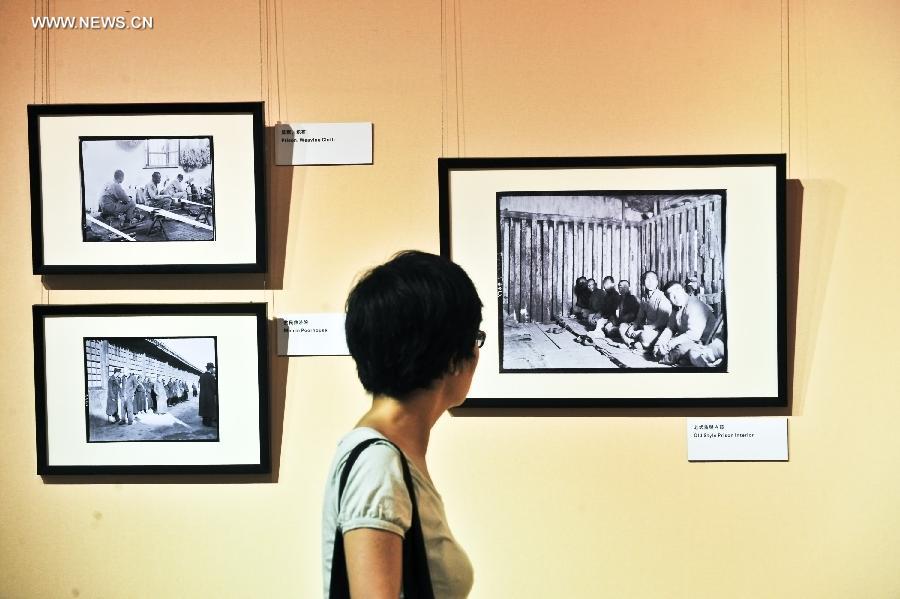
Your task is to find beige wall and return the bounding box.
[2,1,899,597]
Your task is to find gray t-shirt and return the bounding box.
[321,427,474,598]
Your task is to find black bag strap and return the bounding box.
[329,437,435,599]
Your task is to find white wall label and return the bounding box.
[687,417,789,461]
[276,313,349,356]
[275,122,373,165]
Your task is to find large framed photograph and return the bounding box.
[28,102,266,274]
[439,155,786,408]
[33,303,270,474]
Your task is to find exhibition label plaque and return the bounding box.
[687,417,789,461]
[276,313,349,356]
[275,122,373,165]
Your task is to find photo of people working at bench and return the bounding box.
[79,136,216,242]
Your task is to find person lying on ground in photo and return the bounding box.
[621,270,672,352]
[653,282,718,366]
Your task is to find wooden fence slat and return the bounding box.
[531,218,540,322]
[675,209,682,282]
[713,198,722,295]
[522,219,532,320]
[561,223,573,313]
[574,220,584,283]
[630,226,638,290]
[688,206,697,275]
[510,219,520,317]
[541,220,551,323]
[703,203,713,294]
[669,213,676,283]
[501,218,510,315]
[659,218,669,287]
[547,221,555,319]
[682,208,688,281]
[612,225,620,283]
[584,223,594,277]
[602,224,611,280]
[554,222,563,316]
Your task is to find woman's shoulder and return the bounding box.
[330,428,403,481]
[329,427,437,497]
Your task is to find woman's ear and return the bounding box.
[447,360,461,377]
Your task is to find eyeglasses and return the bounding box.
[475,330,487,348]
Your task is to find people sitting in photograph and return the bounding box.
[163,174,188,205]
[140,171,174,210]
[586,276,620,337]
[98,169,136,225]
[621,270,672,352]
[609,279,640,340]
[653,282,718,366]
[570,276,591,318]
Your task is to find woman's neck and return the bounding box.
[356,386,447,472]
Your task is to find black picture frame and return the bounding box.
[33,303,271,475]
[28,102,267,275]
[438,154,787,409]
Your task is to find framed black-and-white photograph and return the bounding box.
[28,102,266,274]
[439,155,786,408]
[33,303,270,474]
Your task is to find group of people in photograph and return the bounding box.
[570,270,725,367]
[104,362,217,427]
[96,169,209,231]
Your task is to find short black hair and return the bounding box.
[345,250,483,399]
[602,276,615,285]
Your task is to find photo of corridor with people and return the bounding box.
[83,336,219,443]
[497,190,726,372]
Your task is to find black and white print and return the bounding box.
[498,190,727,372]
[79,136,216,242]
[84,336,219,442]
